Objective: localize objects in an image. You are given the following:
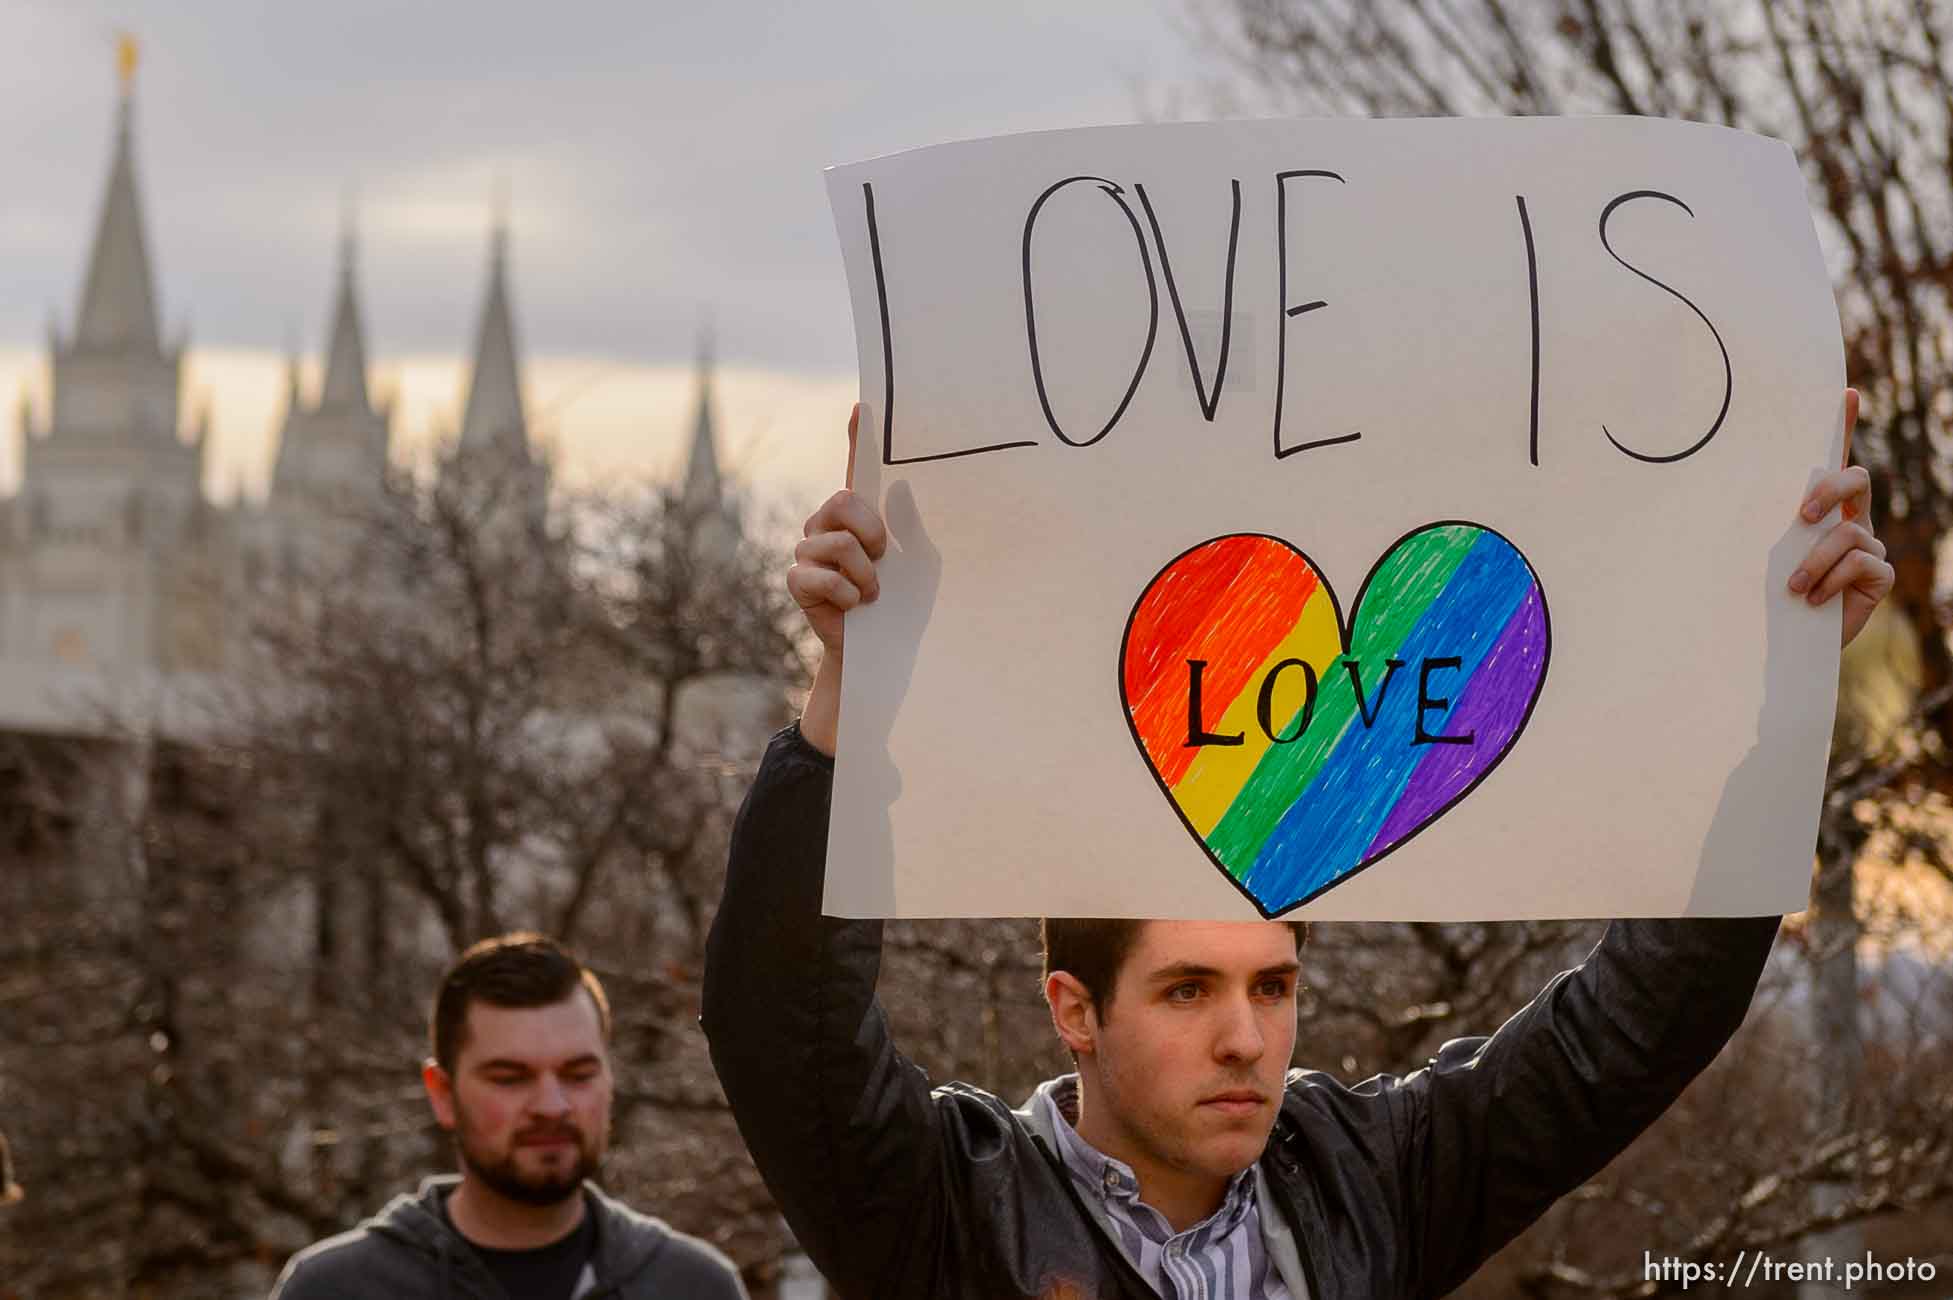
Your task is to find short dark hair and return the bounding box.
[1039,918,1308,1022]
[430,932,612,1073]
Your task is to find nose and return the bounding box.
[530,1072,573,1118]
[1214,992,1265,1065]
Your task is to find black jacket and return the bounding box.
[702,725,1779,1299]
[269,1176,747,1300]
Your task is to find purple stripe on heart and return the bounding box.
[1365,584,1549,857]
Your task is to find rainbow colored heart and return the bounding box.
[1119,523,1550,917]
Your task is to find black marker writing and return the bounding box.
[1181,654,1471,748]
[1136,179,1242,423]
[1022,176,1159,448]
[1257,658,1320,744]
[865,182,1039,466]
[1344,657,1405,727]
[867,172,1735,478]
[1184,659,1244,747]
[1415,657,1475,746]
[1518,195,1541,467]
[1274,169,1359,461]
[1597,189,1732,464]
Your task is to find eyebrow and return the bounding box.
[473,1054,605,1073]
[1147,960,1302,982]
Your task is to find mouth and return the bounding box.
[515,1131,580,1149]
[1198,1090,1267,1116]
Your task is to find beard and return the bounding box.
[452,1109,606,1207]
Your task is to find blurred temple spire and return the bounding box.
[458,196,529,458]
[681,313,740,565]
[268,217,389,517]
[319,200,372,413]
[682,314,723,512]
[75,34,162,356]
[116,32,138,99]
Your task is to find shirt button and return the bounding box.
[1101,1168,1118,1193]
[1167,1241,1185,1258]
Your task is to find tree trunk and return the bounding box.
[306,808,341,1201]
[1799,847,1862,1299]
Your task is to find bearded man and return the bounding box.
[273,933,745,1300]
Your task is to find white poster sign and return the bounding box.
[822,117,1841,920]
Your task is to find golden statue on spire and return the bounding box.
[116,32,138,96]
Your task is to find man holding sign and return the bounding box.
[703,394,1889,1300]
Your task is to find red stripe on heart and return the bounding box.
[1123,536,1320,786]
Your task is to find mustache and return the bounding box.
[513,1123,584,1143]
[1200,1075,1271,1100]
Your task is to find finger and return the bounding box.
[1801,465,1872,525]
[1842,387,1859,467]
[801,489,889,559]
[786,563,863,613]
[846,403,860,492]
[795,530,880,600]
[801,489,889,560]
[1788,519,1884,595]
[1807,549,1893,608]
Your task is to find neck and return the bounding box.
[446,1176,586,1250]
[1071,1079,1228,1234]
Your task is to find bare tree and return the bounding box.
[0,730,353,1296]
[0,439,805,1297]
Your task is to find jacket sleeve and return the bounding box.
[266,1258,309,1300]
[654,1233,752,1300]
[264,1246,346,1300]
[700,725,949,1298]
[1395,915,1780,1299]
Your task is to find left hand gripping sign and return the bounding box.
[1122,524,1549,917]
[822,117,1844,921]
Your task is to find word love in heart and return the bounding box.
[1119,524,1551,916]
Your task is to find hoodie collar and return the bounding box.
[363,1175,672,1296]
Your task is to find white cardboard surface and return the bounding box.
[821,117,1842,921]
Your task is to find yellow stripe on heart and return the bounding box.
[1173,593,1344,837]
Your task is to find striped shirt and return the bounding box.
[1037,1087,1291,1300]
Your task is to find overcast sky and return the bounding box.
[0,1,1225,508]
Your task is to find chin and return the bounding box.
[1196,1133,1270,1180]
[1197,1115,1277,1168]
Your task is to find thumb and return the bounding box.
[1842,387,1859,468]
[846,403,861,492]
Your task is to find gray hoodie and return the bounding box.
[270,1176,746,1300]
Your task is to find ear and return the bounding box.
[1045,971,1100,1057]
[423,1059,457,1131]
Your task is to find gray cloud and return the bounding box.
[1,0,1204,375]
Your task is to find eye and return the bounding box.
[1165,982,1202,1003]
[1255,976,1294,999]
